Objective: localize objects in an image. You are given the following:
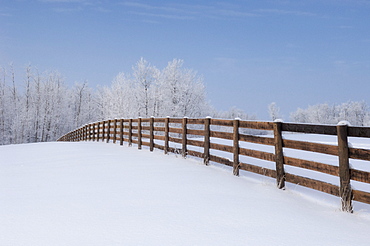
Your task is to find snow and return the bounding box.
[1,141,370,245]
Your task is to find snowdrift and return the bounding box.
[1,142,370,245]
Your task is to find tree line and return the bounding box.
[289,101,370,126]
[268,101,370,126]
[0,59,257,145]
[1,59,369,145]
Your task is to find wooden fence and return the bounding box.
[57,117,370,212]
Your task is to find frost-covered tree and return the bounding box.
[0,66,12,144]
[132,58,160,118]
[213,106,256,120]
[290,101,370,126]
[97,58,210,119]
[158,59,207,117]
[268,102,281,121]
[1,58,250,145]
[96,72,137,120]
[337,101,368,126]
[0,64,94,144]
[70,82,97,128]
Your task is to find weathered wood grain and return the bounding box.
[169,118,182,124]
[210,142,233,153]
[282,123,337,135]
[352,189,370,204]
[284,156,339,176]
[348,126,370,138]
[349,147,370,161]
[239,162,277,178]
[168,128,182,134]
[283,139,338,156]
[187,118,204,125]
[274,121,285,189]
[169,137,182,144]
[351,169,370,184]
[239,148,275,162]
[210,119,233,126]
[187,139,204,148]
[210,131,233,140]
[239,121,274,130]
[239,134,274,146]
[187,129,204,136]
[285,173,340,197]
[210,155,233,167]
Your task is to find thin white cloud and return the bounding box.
[213,9,258,18]
[39,0,87,3]
[122,1,189,13]
[93,6,111,13]
[52,7,83,13]
[338,25,354,29]
[38,0,109,13]
[256,8,317,17]
[0,12,12,17]
[121,1,258,22]
[128,11,195,21]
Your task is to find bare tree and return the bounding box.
[268,102,281,121]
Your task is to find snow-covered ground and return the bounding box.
[1,141,370,245]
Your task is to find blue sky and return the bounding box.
[1,0,370,119]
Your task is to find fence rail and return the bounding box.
[58,117,370,212]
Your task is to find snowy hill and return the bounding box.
[1,142,370,245]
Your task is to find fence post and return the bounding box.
[102,121,106,142]
[101,121,105,141]
[96,122,100,142]
[337,122,353,212]
[120,119,124,146]
[273,121,285,189]
[106,120,111,143]
[233,118,240,176]
[95,123,98,141]
[150,117,154,152]
[113,119,117,144]
[138,117,142,150]
[87,124,90,141]
[164,117,169,154]
[182,117,188,158]
[90,124,93,141]
[203,117,211,165]
[128,119,132,147]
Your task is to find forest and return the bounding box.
[1,58,369,145]
[0,59,254,145]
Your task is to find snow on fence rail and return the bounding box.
[57,117,370,212]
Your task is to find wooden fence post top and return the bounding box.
[273,120,285,189]
[203,117,211,165]
[182,117,188,158]
[233,118,240,176]
[337,122,353,213]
